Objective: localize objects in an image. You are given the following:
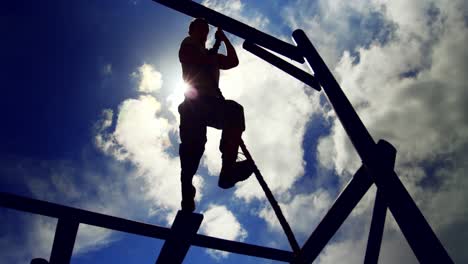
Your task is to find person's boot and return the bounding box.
[219,159,236,189]
[218,159,254,189]
[233,159,255,182]
[181,184,196,212]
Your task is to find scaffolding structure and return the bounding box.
[0,1,453,263]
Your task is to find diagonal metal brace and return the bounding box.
[294,165,373,264]
[243,41,321,91]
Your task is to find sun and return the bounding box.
[167,80,191,116]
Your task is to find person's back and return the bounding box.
[177,18,253,212]
[180,36,221,97]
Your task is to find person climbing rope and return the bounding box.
[178,18,254,212]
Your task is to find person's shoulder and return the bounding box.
[181,36,197,47]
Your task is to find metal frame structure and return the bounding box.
[0,1,453,263]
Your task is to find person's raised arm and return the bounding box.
[216,29,239,70]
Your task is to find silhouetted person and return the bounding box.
[178,18,254,212]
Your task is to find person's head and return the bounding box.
[189,18,209,44]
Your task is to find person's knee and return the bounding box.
[179,142,205,158]
[225,100,243,113]
[224,100,245,130]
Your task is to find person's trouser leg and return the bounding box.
[219,100,245,159]
[217,100,249,188]
[179,100,206,211]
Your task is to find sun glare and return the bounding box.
[168,80,197,116]
[171,80,189,104]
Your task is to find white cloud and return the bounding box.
[131,63,163,93]
[202,0,269,30]
[199,204,247,259]
[95,63,206,224]
[259,190,332,241]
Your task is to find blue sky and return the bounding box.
[1,0,468,263]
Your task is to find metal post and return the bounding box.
[49,218,79,264]
[364,139,394,264]
[294,166,373,263]
[292,30,453,263]
[240,141,301,255]
[156,210,203,264]
[364,189,387,264]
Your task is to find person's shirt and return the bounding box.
[179,36,221,97]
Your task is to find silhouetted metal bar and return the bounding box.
[0,192,172,240]
[364,140,394,264]
[152,0,304,63]
[292,30,453,263]
[370,170,453,263]
[193,233,293,262]
[49,218,79,264]
[292,29,376,165]
[364,189,387,264]
[243,42,321,91]
[0,192,293,262]
[293,166,373,263]
[30,258,49,264]
[240,141,301,255]
[156,211,203,264]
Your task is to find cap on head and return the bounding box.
[189,18,209,36]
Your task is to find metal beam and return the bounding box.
[243,42,321,91]
[295,165,373,263]
[156,211,203,264]
[152,0,304,63]
[364,189,387,264]
[193,234,293,262]
[49,218,79,264]
[0,192,293,262]
[293,29,453,264]
[292,29,376,165]
[0,191,172,240]
[369,170,453,263]
[364,140,394,264]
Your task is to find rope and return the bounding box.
[209,30,300,256]
[239,140,301,255]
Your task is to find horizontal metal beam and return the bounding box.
[152,0,304,63]
[295,166,373,263]
[0,191,172,240]
[0,192,293,262]
[193,234,293,262]
[243,42,321,91]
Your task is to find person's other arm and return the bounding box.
[216,29,239,70]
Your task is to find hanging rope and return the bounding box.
[208,29,300,255]
[239,140,301,254]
